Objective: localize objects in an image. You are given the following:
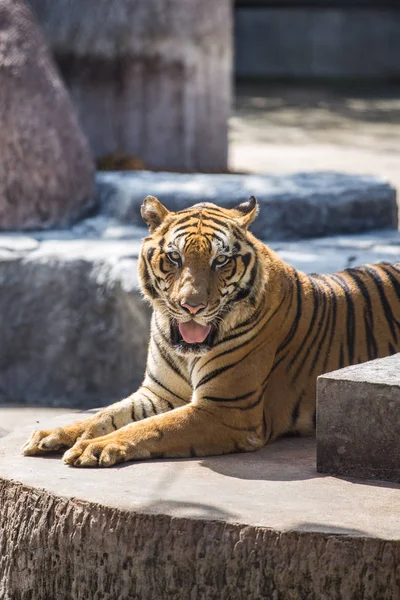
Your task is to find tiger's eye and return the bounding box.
[167,250,181,263]
[215,255,230,267]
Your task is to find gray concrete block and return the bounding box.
[317,354,400,483]
[235,8,400,78]
[96,170,398,241]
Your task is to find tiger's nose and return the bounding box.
[181,301,207,315]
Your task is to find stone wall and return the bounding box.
[235,7,400,78]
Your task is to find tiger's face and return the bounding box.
[138,196,260,355]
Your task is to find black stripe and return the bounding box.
[173,224,197,235]
[305,285,330,377]
[201,216,231,229]
[204,390,257,403]
[270,349,290,375]
[262,409,268,441]
[276,270,302,354]
[153,331,190,386]
[231,258,258,303]
[378,264,400,319]
[158,257,170,274]
[213,301,268,347]
[291,398,301,427]
[199,326,265,371]
[147,369,186,402]
[172,213,201,227]
[140,394,158,415]
[315,274,338,373]
[241,253,251,269]
[141,385,175,412]
[225,257,238,281]
[345,269,378,361]
[289,276,321,375]
[189,357,201,379]
[339,343,345,368]
[329,273,356,365]
[196,339,266,389]
[147,248,155,262]
[141,260,157,299]
[363,266,398,344]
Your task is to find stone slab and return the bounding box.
[317,354,400,482]
[96,170,398,240]
[0,416,400,599]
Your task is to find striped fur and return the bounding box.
[23,196,400,467]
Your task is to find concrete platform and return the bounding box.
[1,412,400,599]
[317,354,400,483]
[0,406,74,439]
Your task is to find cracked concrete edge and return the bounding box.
[0,478,399,600]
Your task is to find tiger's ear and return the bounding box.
[141,196,170,232]
[233,196,259,229]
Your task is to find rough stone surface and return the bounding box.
[1,422,400,599]
[317,354,400,483]
[0,0,95,230]
[0,241,150,408]
[29,0,232,171]
[96,170,398,240]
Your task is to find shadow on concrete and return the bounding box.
[137,499,237,522]
[201,436,400,490]
[334,474,400,492]
[200,436,324,482]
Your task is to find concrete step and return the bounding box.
[96,170,397,241]
[317,353,400,483]
[1,412,400,599]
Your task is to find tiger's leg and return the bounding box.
[22,386,188,456]
[62,397,265,467]
[62,335,273,467]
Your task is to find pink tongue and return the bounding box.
[178,321,211,344]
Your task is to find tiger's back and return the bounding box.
[264,260,400,440]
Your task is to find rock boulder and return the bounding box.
[0,0,95,230]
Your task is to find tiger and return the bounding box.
[22,195,400,467]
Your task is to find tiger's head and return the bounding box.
[138,195,262,355]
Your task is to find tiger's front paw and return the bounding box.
[22,413,117,458]
[63,435,142,468]
[22,427,76,456]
